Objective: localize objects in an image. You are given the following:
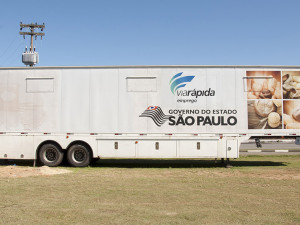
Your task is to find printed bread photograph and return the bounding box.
[248,99,282,129]
[282,71,300,99]
[246,71,281,99]
[283,100,300,129]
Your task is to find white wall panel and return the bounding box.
[0,71,8,131]
[118,69,149,133]
[60,69,90,133]
[89,69,118,133]
[0,135,34,159]
[5,70,33,131]
[137,140,177,158]
[98,140,136,158]
[178,140,218,157]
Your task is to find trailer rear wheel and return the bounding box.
[67,144,91,167]
[39,144,64,167]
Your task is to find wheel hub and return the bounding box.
[74,149,86,162]
[45,149,57,162]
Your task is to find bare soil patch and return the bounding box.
[0,166,71,178]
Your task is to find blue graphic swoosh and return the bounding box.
[170,76,195,94]
[174,83,186,92]
[170,72,183,84]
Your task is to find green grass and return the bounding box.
[1,155,300,225]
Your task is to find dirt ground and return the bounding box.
[0,165,71,178]
[1,164,299,180]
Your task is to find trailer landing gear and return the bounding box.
[220,158,232,168]
[225,158,232,168]
[255,138,262,148]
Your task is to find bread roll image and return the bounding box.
[283,113,295,125]
[282,73,300,99]
[295,83,300,90]
[282,89,287,97]
[274,89,282,99]
[288,88,300,99]
[292,108,300,121]
[268,112,281,128]
[275,81,281,89]
[263,79,269,90]
[248,92,258,99]
[254,92,260,98]
[286,123,300,129]
[283,100,295,115]
[267,79,277,94]
[252,79,264,93]
[283,83,294,91]
[282,74,289,82]
[292,75,300,83]
[276,106,282,116]
[283,73,292,83]
[259,90,272,99]
[254,100,276,117]
[272,100,282,107]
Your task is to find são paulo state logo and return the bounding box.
[139,106,170,127]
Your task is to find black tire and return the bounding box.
[67,144,92,167]
[38,143,64,167]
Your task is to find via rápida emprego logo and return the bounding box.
[170,72,215,103]
[139,106,170,127]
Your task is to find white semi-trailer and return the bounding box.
[0,66,299,167]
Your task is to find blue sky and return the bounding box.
[0,0,300,67]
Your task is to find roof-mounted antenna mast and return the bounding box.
[19,22,45,67]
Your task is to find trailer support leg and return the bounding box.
[221,158,224,164]
[255,138,262,148]
[33,159,36,167]
[225,158,232,168]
